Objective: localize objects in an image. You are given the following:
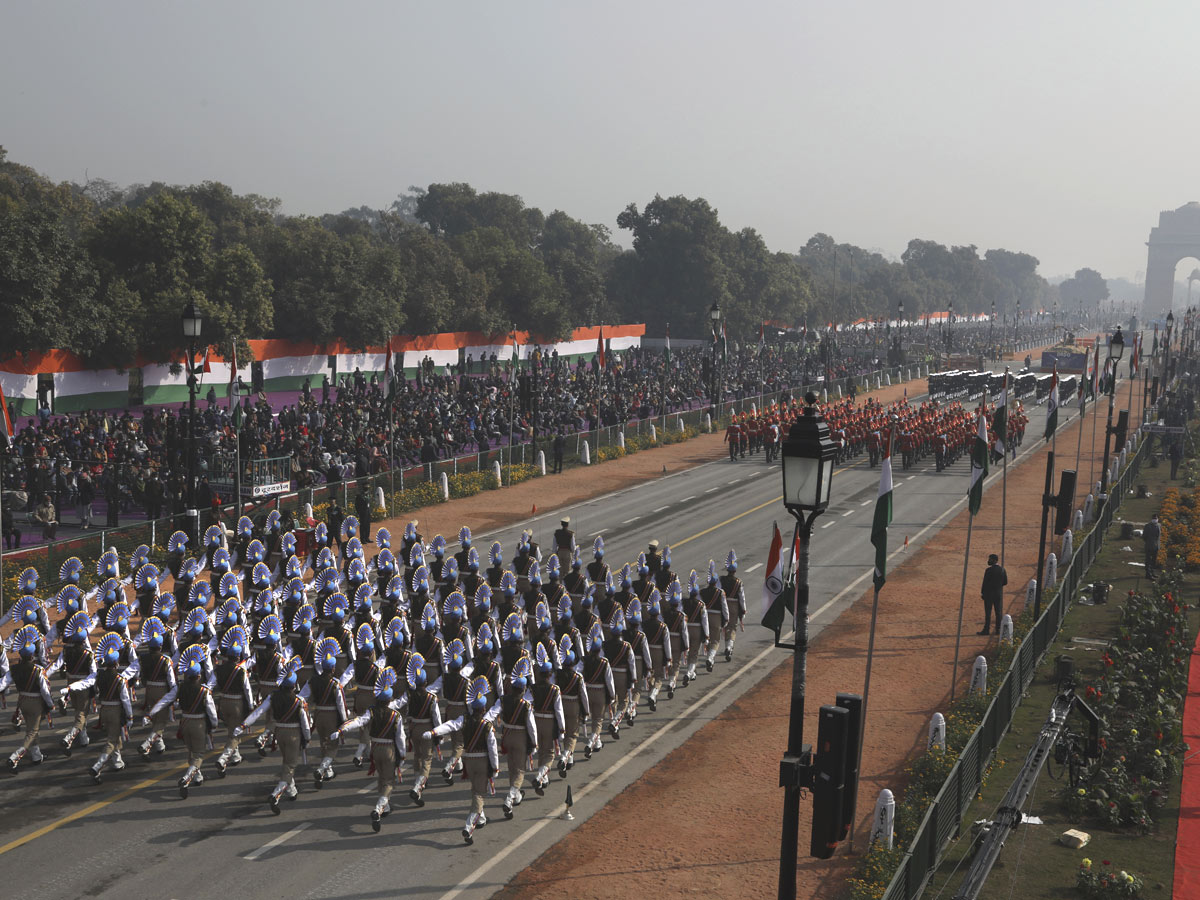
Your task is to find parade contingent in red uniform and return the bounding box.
[720,393,1027,473]
[0,515,781,843]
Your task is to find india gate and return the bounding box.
[1144,201,1200,318]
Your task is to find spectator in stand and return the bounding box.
[31,493,57,541]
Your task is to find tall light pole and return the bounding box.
[897,300,905,364]
[777,392,839,899]
[1165,309,1175,384]
[710,301,722,416]
[1098,327,1125,513]
[181,301,203,539]
[946,301,954,354]
[1015,298,1021,347]
[989,300,995,360]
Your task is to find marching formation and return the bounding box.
[0,513,747,843]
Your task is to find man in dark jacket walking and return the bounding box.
[978,553,1007,635]
[354,486,373,543]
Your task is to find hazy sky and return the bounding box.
[3,2,1197,281]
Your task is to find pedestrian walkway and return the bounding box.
[1173,626,1200,898]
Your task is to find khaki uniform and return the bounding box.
[499,694,536,804]
[11,660,52,760]
[214,658,254,764]
[405,687,441,791]
[720,573,746,653]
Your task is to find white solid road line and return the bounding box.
[246,822,312,861]
[681,496,696,503]
[589,529,607,537]
[653,506,670,513]
[744,562,764,574]
[622,516,641,524]
[705,487,719,494]
[842,510,854,517]
[438,634,793,900]
[821,521,835,529]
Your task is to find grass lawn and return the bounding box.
[926,453,1197,899]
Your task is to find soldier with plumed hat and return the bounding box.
[236,656,311,814]
[90,631,134,783]
[425,674,500,844]
[335,666,407,832]
[6,624,53,772]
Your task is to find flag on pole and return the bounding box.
[1129,331,1139,377]
[596,327,605,370]
[721,321,728,362]
[870,429,894,589]
[231,400,244,432]
[993,374,1008,456]
[384,339,394,400]
[1091,338,1101,398]
[759,322,766,352]
[761,523,795,633]
[760,522,785,624]
[200,346,211,375]
[0,382,12,448]
[1078,346,1089,412]
[664,323,671,367]
[1043,365,1059,442]
[968,411,990,515]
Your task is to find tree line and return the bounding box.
[0,146,1101,369]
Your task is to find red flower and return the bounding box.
[1103,860,1111,865]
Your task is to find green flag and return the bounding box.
[871,430,893,590]
[968,411,989,515]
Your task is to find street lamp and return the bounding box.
[1098,327,1125,512]
[897,300,905,364]
[181,301,203,537]
[710,302,722,414]
[1166,309,1175,383]
[1015,299,1021,347]
[989,300,995,360]
[777,391,839,897]
[946,301,954,354]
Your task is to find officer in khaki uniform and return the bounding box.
[161,645,219,798]
[700,561,729,671]
[553,518,575,560]
[47,611,95,756]
[237,655,311,814]
[302,637,349,786]
[426,675,501,844]
[402,652,442,807]
[530,644,565,795]
[6,625,53,772]
[214,625,255,776]
[719,550,747,661]
[90,631,134,783]
[335,666,407,831]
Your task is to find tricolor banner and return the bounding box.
[871,429,894,589]
[1043,366,1059,443]
[968,411,989,515]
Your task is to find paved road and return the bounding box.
[0,382,1081,900]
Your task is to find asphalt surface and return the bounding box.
[0,376,1076,900]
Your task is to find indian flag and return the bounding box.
[969,411,989,515]
[871,429,894,589]
[384,339,394,400]
[1043,366,1058,443]
[760,523,789,633]
[0,381,12,448]
[664,323,671,367]
[992,373,1008,456]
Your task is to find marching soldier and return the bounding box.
[582,622,615,757]
[236,656,311,814]
[631,553,654,603]
[701,561,730,672]
[554,596,586,676]
[662,581,688,698]
[304,636,350,787]
[555,632,589,776]
[403,653,442,807]
[654,544,675,591]
[563,548,588,601]
[47,610,95,756]
[530,644,564,795]
[425,675,501,845]
[586,536,609,586]
[645,540,663,580]
[290,605,318,689]
[165,645,218,799]
[414,601,445,687]
[334,666,407,832]
[500,612,528,678]
[498,657,537,819]
[454,526,474,574]
[553,517,575,559]
[349,622,383,767]
[624,597,652,726]
[604,609,637,739]
[440,638,473,783]
[459,547,484,601]
[214,625,254,776]
[643,589,671,712]
[90,631,133,783]
[128,617,176,757]
[486,542,505,589]
[7,625,53,772]
[682,571,710,685]
[720,550,747,661]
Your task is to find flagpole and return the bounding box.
[1000,370,1009,568]
[849,425,893,851]
[1074,350,1087,477]
[1089,366,1100,496]
[950,512,974,704]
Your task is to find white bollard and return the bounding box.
[837,385,843,399]
[870,789,896,851]
[537,450,546,476]
[1045,552,1058,586]
[999,614,1014,644]
[493,460,502,485]
[822,389,828,404]
[1061,529,1073,566]
[1083,493,1094,523]
[677,417,684,432]
[875,375,881,390]
[885,373,892,386]
[928,712,946,752]
[374,486,385,510]
[439,472,449,501]
[304,502,314,522]
[970,655,988,695]
[581,441,591,465]
[618,431,625,449]
[1073,509,1083,533]
[704,413,712,433]
[1026,578,1037,611]
[1110,459,1119,487]
[649,423,657,443]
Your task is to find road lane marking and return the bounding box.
[622,516,641,524]
[653,506,670,513]
[748,471,762,477]
[906,475,917,481]
[704,488,719,494]
[246,822,312,861]
[589,529,607,537]
[821,521,835,528]
[842,510,854,517]
[728,478,742,485]
[681,496,696,503]
[744,562,764,574]
[860,500,872,507]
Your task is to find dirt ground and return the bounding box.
[495,350,1124,900]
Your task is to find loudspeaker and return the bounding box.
[1054,470,1077,536]
[810,704,850,859]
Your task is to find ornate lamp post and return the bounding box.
[710,301,722,413]
[1098,327,1125,512]
[777,391,839,900]
[181,301,203,537]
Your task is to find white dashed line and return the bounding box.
[681,496,696,503]
[748,471,762,477]
[622,516,641,524]
[705,488,719,494]
[589,529,607,537]
[653,506,670,513]
[842,510,854,517]
[860,500,872,507]
[906,475,917,481]
[728,479,743,485]
[246,822,311,861]
[821,521,835,528]
[744,562,764,574]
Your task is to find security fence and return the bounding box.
[881,430,1149,900]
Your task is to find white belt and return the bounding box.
[533,712,556,718]
[219,693,244,700]
[315,705,338,711]
[275,722,300,728]
[19,692,43,698]
[182,713,207,720]
[100,700,123,706]
[370,737,395,744]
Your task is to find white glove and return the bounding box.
[421,731,433,742]
[141,716,151,727]
[329,731,341,742]
[233,726,244,738]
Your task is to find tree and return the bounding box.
[1058,267,1109,307]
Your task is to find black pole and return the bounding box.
[187,339,198,539]
[779,513,816,900]
[1033,451,1054,618]
[1098,378,1117,511]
